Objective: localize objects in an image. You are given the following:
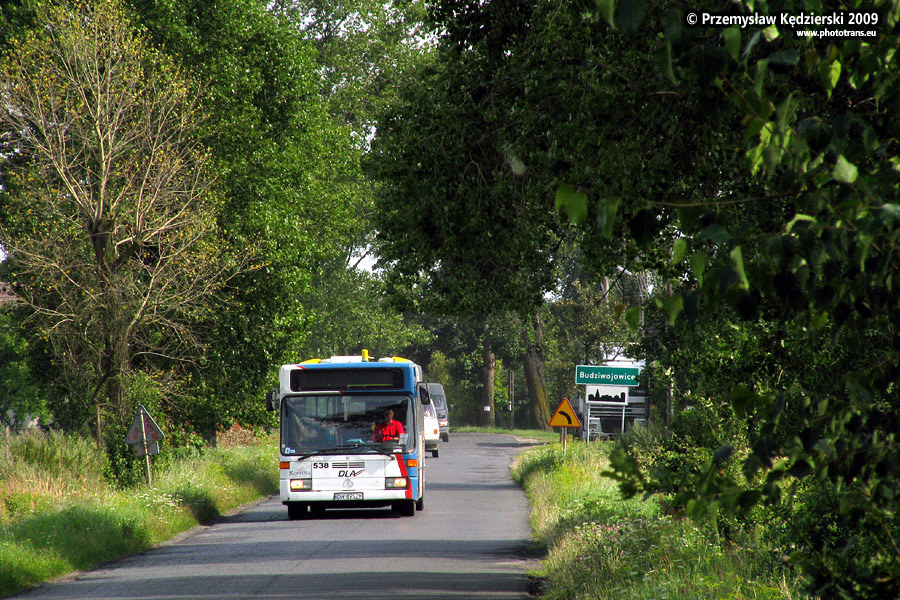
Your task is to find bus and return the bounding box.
[265,352,430,519]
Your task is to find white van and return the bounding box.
[426,383,450,442]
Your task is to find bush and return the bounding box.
[513,441,802,600]
[763,477,900,599]
[0,312,48,429]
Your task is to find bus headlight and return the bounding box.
[290,478,312,491]
[385,477,408,489]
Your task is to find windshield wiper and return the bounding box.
[333,443,398,457]
[295,448,341,460]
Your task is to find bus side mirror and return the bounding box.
[418,384,431,404]
[265,388,279,412]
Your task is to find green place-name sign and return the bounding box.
[575,365,640,386]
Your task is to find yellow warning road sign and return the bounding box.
[549,398,581,428]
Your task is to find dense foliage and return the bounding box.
[374,0,900,595]
[272,0,432,145]
[584,1,899,597]
[368,14,569,317]
[125,0,366,431]
[0,311,47,428]
[1,0,230,436]
[1,0,423,445]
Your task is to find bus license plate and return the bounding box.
[333,492,363,501]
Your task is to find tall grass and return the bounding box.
[0,429,278,597]
[0,428,108,523]
[512,441,802,600]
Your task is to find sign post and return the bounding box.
[125,405,165,487]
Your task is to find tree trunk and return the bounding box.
[481,323,496,427]
[94,218,130,445]
[99,303,129,444]
[521,315,550,430]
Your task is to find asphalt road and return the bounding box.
[13,433,541,600]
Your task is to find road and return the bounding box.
[13,433,540,600]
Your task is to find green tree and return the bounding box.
[519,313,551,430]
[0,0,38,48]
[380,0,900,593]
[0,0,231,437]
[272,0,431,144]
[557,0,900,595]
[371,0,566,317]
[423,349,465,419]
[545,275,636,409]
[125,0,369,432]
[266,0,436,366]
[297,265,428,358]
[369,0,575,425]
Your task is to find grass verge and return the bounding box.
[0,429,278,598]
[511,441,802,600]
[452,426,559,443]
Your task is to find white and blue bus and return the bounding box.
[266,352,430,519]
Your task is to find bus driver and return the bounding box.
[373,407,404,442]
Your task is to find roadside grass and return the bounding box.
[0,428,278,598]
[453,426,559,443]
[512,441,802,600]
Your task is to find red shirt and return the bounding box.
[373,419,405,441]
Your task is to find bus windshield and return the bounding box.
[280,394,413,456]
